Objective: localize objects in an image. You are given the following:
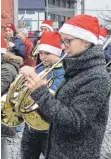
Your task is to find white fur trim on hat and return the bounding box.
[38,44,62,56]
[99,35,106,42]
[59,23,98,44]
[41,24,53,31]
[1,48,6,54]
[98,35,106,45]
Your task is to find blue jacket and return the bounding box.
[10,37,25,59]
[36,63,65,93]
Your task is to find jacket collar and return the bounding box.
[63,45,106,78]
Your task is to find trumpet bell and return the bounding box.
[1,102,24,127]
[23,110,49,130]
[15,87,49,130]
[1,74,25,127]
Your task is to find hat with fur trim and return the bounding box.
[59,14,100,45]
[4,23,16,32]
[38,31,62,56]
[41,20,54,31]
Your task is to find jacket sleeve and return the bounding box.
[31,76,110,134]
[1,64,17,95]
[12,39,25,59]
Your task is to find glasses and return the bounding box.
[61,37,79,47]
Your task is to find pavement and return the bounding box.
[5,131,44,159]
[100,94,111,159]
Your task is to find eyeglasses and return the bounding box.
[61,37,79,47]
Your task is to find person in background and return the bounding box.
[20,31,65,159]
[40,20,54,34]
[34,20,54,65]
[4,23,25,59]
[1,34,23,159]
[20,14,111,159]
[98,27,111,64]
[1,34,23,95]
[17,28,36,67]
[33,20,54,47]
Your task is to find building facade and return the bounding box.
[47,0,77,28]
[18,0,78,31]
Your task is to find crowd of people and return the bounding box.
[1,14,111,159]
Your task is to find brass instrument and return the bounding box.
[1,53,67,130]
[31,44,39,60]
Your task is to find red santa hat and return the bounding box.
[1,34,6,54]
[98,27,107,44]
[38,31,62,56]
[59,14,100,45]
[4,23,16,32]
[41,20,54,31]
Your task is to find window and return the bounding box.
[55,0,60,6]
[24,18,32,29]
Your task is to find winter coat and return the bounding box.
[31,45,111,159]
[1,53,23,95]
[9,36,25,59]
[1,53,23,137]
[23,37,36,67]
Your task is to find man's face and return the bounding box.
[39,51,59,66]
[4,27,14,39]
[41,27,50,34]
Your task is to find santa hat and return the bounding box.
[4,23,16,32]
[1,34,6,54]
[41,20,54,31]
[59,14,99,45]
[98,27,107,44]
[38,31,62,56]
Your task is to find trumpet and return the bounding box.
[1,53,67,130]
[31,44,40,60]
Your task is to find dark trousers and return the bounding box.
[21,125,48,159]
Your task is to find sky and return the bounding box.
[77,0,111,26]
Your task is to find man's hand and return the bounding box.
[20,66,47,92]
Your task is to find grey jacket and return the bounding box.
[31,45,111,159]
[1,53,23,137]
[1,53,23,95]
